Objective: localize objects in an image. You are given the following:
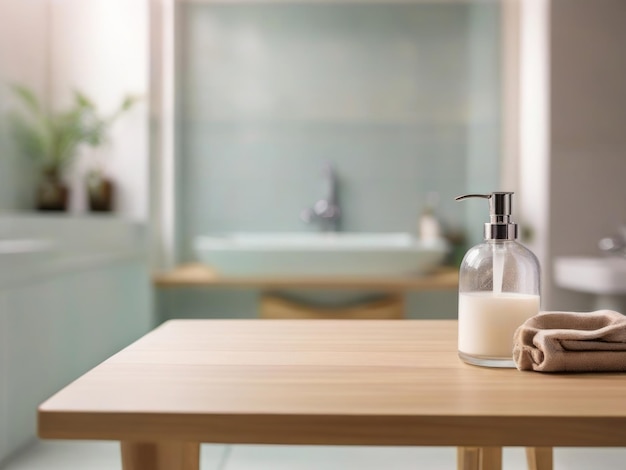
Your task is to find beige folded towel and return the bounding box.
[513,310,626,372]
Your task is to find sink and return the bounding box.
[554,256,626,295]
[194,232,448,277]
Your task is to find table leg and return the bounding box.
[526,447,553,470]
[479,447,502,470]
[457,447,480,470]
[121,441,200,470]
[457,447,502,470]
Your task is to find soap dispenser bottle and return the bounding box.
[419,192,441,242]
[455,192,540,368]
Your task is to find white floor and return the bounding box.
[2,441,626,470]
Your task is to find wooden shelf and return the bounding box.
[153,263,459,292]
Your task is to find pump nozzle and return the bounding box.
[455,192,518,240]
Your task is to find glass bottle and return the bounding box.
[456,192,541,368]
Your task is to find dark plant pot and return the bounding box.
[88,175,115,212]
[37,169,69,212]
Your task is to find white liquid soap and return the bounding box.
[419,192,441,242]
[455,192,541,368]
[458,292,540,359]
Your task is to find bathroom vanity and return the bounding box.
[154,263,458,319]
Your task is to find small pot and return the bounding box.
[37,168,69,212]
[87,172,115,212]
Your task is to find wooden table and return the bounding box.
[38,320,626,470]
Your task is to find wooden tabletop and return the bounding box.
[153,263,459,291]
[39,320,626,447]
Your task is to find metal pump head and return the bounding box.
[455,192,518,240]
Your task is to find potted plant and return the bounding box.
[80,94,138,212]
[8,85,138,212]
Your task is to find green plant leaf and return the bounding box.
[8,112,48,161]
[10,84,41,114]
[74,90,95,110]
[7,85,55,166]
[120,95,139,111]
[6,84,140,169]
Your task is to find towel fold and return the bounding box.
[513,310,626,372]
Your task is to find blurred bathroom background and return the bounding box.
[174,1,500,251]
[1,0,626,467]
[165,0,502,320]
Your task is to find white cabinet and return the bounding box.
[0,291,8,462]
[0,259,153,465]
[4,280,59,453]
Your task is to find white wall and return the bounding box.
[518,0,550,305]
[547,0,626,311]
[0,1,48,95]
[0,0,48,211]
[520,0,626,311]
[0,0,149,220]
[50,0,149,219]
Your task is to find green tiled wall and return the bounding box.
[175,2,501,261]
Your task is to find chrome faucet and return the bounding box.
[301,162,341,232]
[599,225,626,257]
